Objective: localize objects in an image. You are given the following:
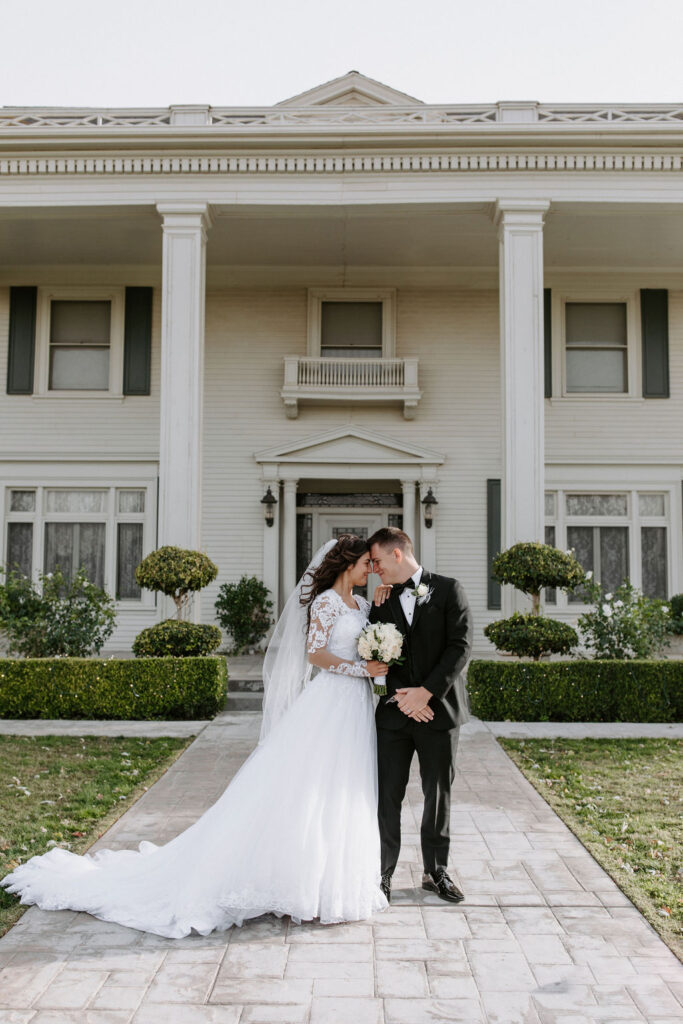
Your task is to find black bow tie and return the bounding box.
[392,579,415,596]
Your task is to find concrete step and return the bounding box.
[229,677,264,693]
[225,691,264,712]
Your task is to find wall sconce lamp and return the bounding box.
[261,485,278,527]
[421,487,438,529]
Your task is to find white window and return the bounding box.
[555,292,639,399]
[544,488,671,605]
[565,302,628,394]
[34,287,125,397]
[3,484,151,605]
[307,288,396,358]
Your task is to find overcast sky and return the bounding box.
[1,0,682,109]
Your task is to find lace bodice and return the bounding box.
[307,590,371,677]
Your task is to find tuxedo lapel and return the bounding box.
[409,569,432,633]
[389,587,409,635]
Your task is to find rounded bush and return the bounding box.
[492,542,586,601]
[133,619,222,658]
[670,593,683,635]
[484,613,578,661]
[135,547,218,617]
[214,576,273,654]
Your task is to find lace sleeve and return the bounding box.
[307,592,369,678]
[307,592,339,653]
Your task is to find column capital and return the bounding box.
[493,199,550,235]
[157,202,213,235]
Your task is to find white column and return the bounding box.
[262,481,280,616]
[494,200,548,611]
[282,479,298,601]
[419,482,437,570]
[401,480,417,546]
[157,203,211,569]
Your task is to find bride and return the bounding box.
[0,535,391,937]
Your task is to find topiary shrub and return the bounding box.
[467,659,683,723]
[132,619,222,658]
[0,657,227,720]
[484,613,578,661]
[214,576,273,654]
[0,566,116,658]
[135,546,218,621]
[492,541,586,615]
[670,593,683,635]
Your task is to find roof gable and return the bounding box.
[254,426,444,466]
[277,71,423,107]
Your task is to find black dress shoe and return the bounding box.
[422,870,465,903]
[380,872,392,903]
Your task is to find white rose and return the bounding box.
[605,593,613,601]
[602,603,613,617]
[358,637,373,660]
[662,605,670,614]
[614,600,624,609]
[416,583,428,597]
[585,571,593,580]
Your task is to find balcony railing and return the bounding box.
[281,356,421,419]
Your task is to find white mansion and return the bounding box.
[0,72,681,653]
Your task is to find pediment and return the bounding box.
[277,71,423,108]
[254,426,444,466]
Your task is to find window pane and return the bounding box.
[544,492,556,517]
[44,522,105,587]
[117,490,145,514]
[638,493,666,517]
[44,522,75,579]
[566,348,627,393]
[49,346,109,390]
[46,490,106,513]
[566,494,628,517]
[117,523,143,599]
[567,525,594,603]
[600,526,629,594]
[6,522,32,577]
[641,527,667,599]
[321,301,382,358]
[50,301,111,345]
[9,490,35,512]
[544,525,556,605]
[565,303,627,346]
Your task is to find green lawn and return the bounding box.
[0,734,194,937]
[500,737,682,960]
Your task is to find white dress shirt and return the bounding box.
[398,566,423,627]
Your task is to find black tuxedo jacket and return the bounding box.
[369,569,473,731]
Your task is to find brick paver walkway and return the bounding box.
[0,713,681,1023]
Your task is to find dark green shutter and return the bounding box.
[641,289,669,398]
[123,287,153,395]
[544,288,552,398]
[487,479,502,610]
[7,286,37,394]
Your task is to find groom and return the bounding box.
[368,527,472,904]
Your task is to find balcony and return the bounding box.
[281,356,421,419]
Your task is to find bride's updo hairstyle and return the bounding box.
[300,534,369,627]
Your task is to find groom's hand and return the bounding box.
[395,686,434,722]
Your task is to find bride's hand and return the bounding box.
[373,584,393,607]
[365,660,389,677]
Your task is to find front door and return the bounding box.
[315,512,384,600]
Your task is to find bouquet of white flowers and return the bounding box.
[357,622,405,696]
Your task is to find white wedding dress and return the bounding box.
[0,589,387,938]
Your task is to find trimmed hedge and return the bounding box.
[132,620,222,658]
[467,659,683,723]
[0,657,228,720]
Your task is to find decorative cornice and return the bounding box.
[1,150,683,176]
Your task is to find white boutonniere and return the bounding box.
[411,582,433,605]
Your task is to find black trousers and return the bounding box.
[377,719,459,877]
